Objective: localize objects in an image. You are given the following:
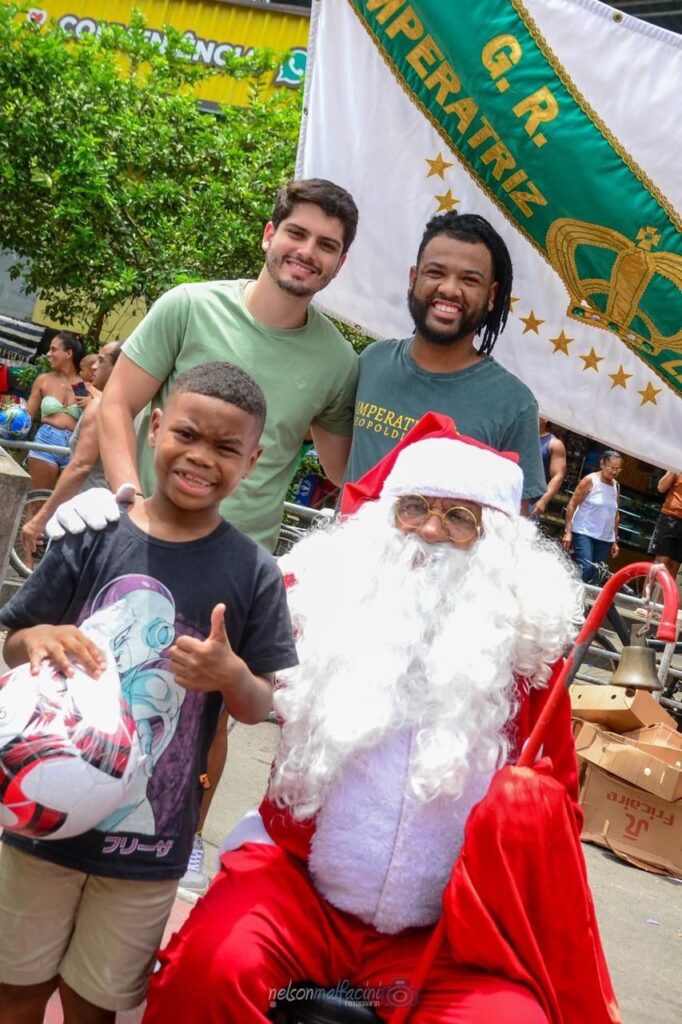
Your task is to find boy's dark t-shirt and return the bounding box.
[0,514,297,881]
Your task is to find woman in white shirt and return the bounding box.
[562,450,623,583]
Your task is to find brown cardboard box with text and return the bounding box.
[580,764,682,877]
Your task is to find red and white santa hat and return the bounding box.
[341,412,523,518]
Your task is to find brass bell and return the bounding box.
[610,625,663,692]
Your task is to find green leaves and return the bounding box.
[28,159,53,189]
[0,4,300,339]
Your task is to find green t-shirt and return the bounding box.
[123,280,358,550]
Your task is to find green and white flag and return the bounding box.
[298,0,682,469]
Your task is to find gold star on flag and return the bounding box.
[520,311,544,335]
[580,348,603,372]
[549,330,573,354]
[609,365,633,389]
[434,189,459,212]
[509,295,520,311]
[426,153,453,179]
[638,381,662,405]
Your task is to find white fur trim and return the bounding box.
[219,809,275,855]
[382,437,523,517]
[308,729,493,934]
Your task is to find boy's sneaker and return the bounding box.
[179,835,208,893]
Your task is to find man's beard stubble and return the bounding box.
[407,287,488,347]
[265,248,332,300]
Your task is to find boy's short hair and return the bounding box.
[171,362,267,434]
[271,178,359,254]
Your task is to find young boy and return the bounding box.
[78,353,99,387]
[0,362,298,1024]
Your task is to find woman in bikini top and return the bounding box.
[25,331,87,492]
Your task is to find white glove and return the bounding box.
[45,483,138,540]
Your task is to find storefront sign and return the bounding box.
[26,0,309,105]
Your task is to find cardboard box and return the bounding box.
[569,683,676,733]
[623,722,682,750]
[580,764,682,877]
[575,721,682,802]
[571,716,585,740]
[621,740,682,770]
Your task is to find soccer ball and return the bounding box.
[0,402,32,440]
[0,660,141,840]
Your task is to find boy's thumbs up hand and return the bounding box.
[208,603,230,646]
[170,603,245,694]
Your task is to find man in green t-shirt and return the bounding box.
[95,178,359,552]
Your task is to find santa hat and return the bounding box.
[341,412,523,518]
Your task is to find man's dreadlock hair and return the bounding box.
[415,212,513,356]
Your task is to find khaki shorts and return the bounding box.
[0,844,178,1011]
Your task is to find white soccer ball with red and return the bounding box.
[0,658,140,840]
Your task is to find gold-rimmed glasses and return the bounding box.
[395,494,481,544]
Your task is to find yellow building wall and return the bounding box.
[26,0,310,106]
[32,296,148,342]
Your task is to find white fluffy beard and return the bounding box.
[270,499,582,820]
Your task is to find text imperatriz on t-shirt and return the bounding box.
[354,400,418,440]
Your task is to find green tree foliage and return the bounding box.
[331,318,374,355]
[0,6,301,338]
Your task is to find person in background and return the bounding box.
[530,418,567,519]
[562,450,623,584]
[20,342,122,568]
[648,471,682,581]
[78,353,99,390]
[25,331,86,493]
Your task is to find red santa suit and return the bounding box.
[143,679,616,1024]
[143,418,619,1024]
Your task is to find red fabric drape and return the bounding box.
[441,763,620,1024]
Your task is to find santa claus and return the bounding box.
[142,416,619,1024]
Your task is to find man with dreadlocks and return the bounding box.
[344,212,545,508]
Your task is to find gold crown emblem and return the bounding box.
[546,218,682,356]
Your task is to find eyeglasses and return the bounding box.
[395,494,481,544]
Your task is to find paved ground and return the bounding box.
[28,716,682,1023]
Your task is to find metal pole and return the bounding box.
[583,643,682,680]
[0,439,70,456]
[584,581,676,619]
[657,640,678,688]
